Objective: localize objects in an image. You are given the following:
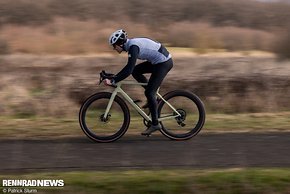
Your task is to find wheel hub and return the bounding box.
[100,113,111,123]
[175,109,186,126]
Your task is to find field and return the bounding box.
[1,52,290,115]
[1,52,290,138]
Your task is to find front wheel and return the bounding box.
[158,90,205,140]
[79,92,130,143]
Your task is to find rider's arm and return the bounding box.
[113,45,139,83]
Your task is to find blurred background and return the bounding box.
[1,1,290,193]
[0,0,290,127]
[0,0,290,54]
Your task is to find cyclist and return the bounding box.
[104,29,173,136]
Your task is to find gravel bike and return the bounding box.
[79,71,205,142]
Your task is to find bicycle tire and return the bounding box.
[79,92,130,143]
[158,90,205,140]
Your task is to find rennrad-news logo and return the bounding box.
[2,179,64,187]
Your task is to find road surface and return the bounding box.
[1,132,290,173]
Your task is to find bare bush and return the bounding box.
[1,0,290,30]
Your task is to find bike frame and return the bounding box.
[103,81,181,122]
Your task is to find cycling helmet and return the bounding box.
[109,29,128,46]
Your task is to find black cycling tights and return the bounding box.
[132,59,173,126]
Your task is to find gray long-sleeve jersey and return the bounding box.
[114,38,171,83]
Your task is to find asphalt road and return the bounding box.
[1,132,290,173]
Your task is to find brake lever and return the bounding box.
[99,71,104,85]
[99,70,115,85]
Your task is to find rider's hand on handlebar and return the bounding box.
[103,79,112,86]
[103,78,116,87]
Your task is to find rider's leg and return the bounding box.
[142,59,173,135]
[132,61,153,108]
[132,61,153,85]
[145,59,173,125]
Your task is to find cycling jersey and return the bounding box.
[124,38,171,64]
[114,38,171,83]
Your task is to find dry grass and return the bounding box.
[166,22,275,52]
[1,54,290,118]
[0,18,108,54]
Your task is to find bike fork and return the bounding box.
[104,90,118,119]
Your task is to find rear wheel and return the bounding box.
[79,92,130,143]
[158,90,205,140]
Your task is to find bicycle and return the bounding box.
[79,70,206,143]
